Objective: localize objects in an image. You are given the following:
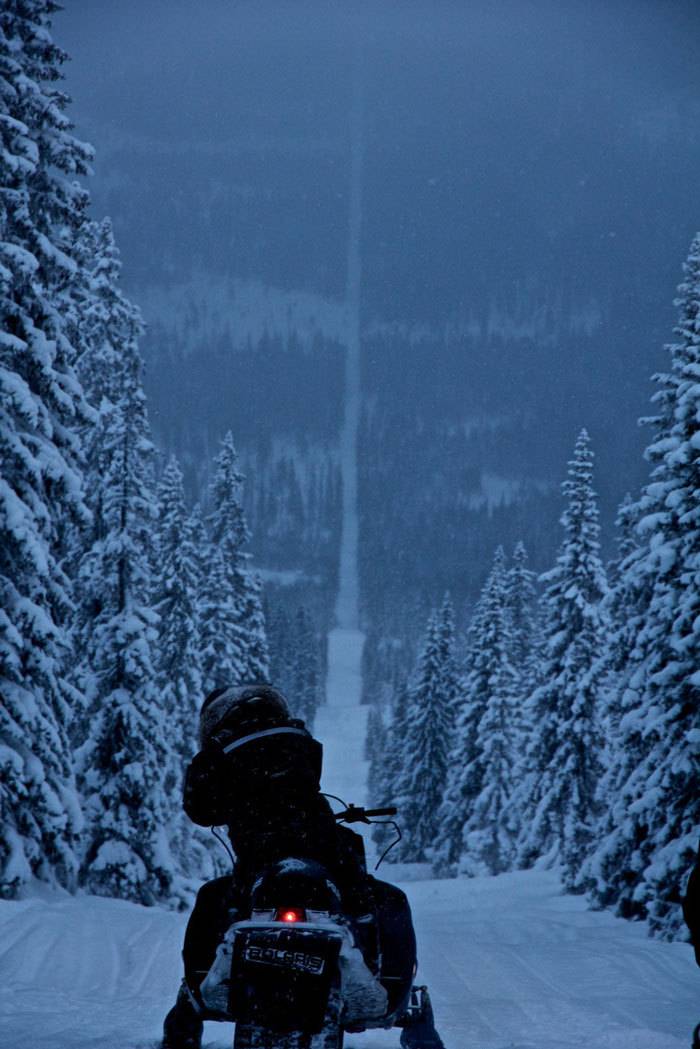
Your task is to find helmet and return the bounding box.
[199,682,291,748]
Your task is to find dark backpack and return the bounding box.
[184,715,323,828]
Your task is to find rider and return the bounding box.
[162,682,445,1049]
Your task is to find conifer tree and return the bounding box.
[435,593,459,719]
[506,541,538,669]
[516,431,608,892]
[435,548,513,875]
[72,214,147,671]
[0,0,93,895]
[601,496,644,692]
[154,457,219,884]
[395,611,455,862]
[583,494,650,910]
[155,456,202,760]
[459,549,517,875]
[366,703,399,858]
[365,703,387,803]
[461,667,518,875]
[74,218,129,406]
[371,681,409,855]
[73,220,142,598]
[588,235,700,936]
[75,292,172,903]
[200,432,269,690]
[606,494,637,591]
[289,607,320,727]
[242,569,270,682]
[187,500,209,638]
[200,546,248,693]
[268,606,293,694]
[503,541,540,848]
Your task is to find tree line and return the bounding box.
[0,3,321,907]
[371,238,700,940]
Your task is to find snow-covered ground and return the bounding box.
[312,52,371,850]
[1,868,697,1049]
[315,629,369,810]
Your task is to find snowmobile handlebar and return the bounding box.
[335,804,398,824]
[323,796,402,868]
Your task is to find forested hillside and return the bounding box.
[371,239,700,938]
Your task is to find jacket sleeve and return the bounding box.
[183,749,229,827]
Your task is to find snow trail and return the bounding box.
[1,870,697,1049]
[315,54,371,834]
[334,50,364,636]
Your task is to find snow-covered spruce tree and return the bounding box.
[74,217,130,407]
[434,548,513,875]
[268,605,318,720]
[0,1,94,896]
[289,607,321,728]
[268,605,293,692]
[365,703,387,804]
[200,432,269,691]
[200,546,247,694]
[155,456,203,762]
[394,610,455,862]
[506,541,538,670]
[516,431,609,892]
[503,541,541,848]
[596,495,643,695]
[76,316,173,905]
[435,592,459,719]
[241,568,269,681]
[371,680,410,856]
[71,218,143,616]
[588,236,700,937]
[187,500,209,633]
[72,218,145,689]
[154,458,224,885]
[582,494,651,911]
[606,494,637,591]
[458,548,518,876]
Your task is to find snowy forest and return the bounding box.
[0,3,324,907]
[370,350,700,938]
[1,3,699,1031]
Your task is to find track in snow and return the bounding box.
[315,628,369,811]
[333,47,364,637]
[1,869,697,1049]
[314,50,372,851]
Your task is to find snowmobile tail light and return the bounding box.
[276,907,306,923]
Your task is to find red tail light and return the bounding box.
[276,907,306,923]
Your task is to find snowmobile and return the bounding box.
[198,802,440,1048]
